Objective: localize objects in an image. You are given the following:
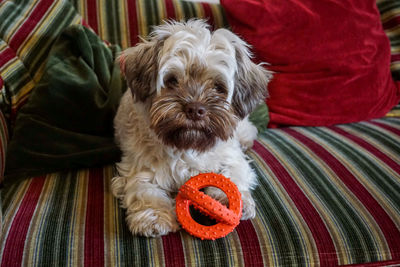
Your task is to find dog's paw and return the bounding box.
[125,208,180,237]
[241,191,256,220]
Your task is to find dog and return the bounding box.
[111,19,271,237]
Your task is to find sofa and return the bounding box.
[1,0,400,266]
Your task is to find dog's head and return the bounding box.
[120,20,271,152]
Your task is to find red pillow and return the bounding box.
[221,0,400,127]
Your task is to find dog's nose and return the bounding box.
[184,102,207,120]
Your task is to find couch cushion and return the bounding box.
[3,25,125,185]
[221,0,400,128]
[1,117,400,266]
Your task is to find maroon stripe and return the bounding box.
[0,47,15,66]
[9,0,53,50]
[329,126,400,175]
[391,54,400,62]
[86,0,99,34]
[382,16,400,30]
[162,232,185,267]
[283,128,400,259]
[84,168,105,267]
[126,0,139,46]
[236,220,264,266]
[201,3,215,30]
[369,121,400,136]
[253,140,338,266]
[164,0,176,19]
[1,177,46,267]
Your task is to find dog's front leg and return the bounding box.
[206,158,257,221]
[112,171,179,237]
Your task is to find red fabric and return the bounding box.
[221,0,400,127]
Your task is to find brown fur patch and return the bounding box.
[150,80,237,152]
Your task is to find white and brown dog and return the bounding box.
[112,20,271,237]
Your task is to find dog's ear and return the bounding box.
[215,29,272,119]
[119,40,162,102]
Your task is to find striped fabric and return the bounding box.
[1,117,400,266]
[70,0,229,50]
[378,0,400,80]
[0,0,83,122]
[72,0,228,49]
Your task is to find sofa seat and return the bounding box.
[1,117,400,266]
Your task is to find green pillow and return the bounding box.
[4,25,126,185]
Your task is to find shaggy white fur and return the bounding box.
[112,20,271,237]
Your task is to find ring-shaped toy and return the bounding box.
[176,173,242,240]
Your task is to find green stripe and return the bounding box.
[180,1,197,20]
[0,0,32,37]
[143,0,162,34]
[103,0,121,47]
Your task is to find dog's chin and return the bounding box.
[161,128,219,152]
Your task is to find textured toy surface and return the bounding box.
[175,173,242,240]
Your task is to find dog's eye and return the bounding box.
[164,76,179,88]
[214,82,227,95]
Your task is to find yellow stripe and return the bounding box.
[157,0,167,22]
[210,4,224,28]
[385,25,400,37]
[390,62,400,72]
[120,0,130,49]
[380,7,400,22]
[137,0,148,37]
[99,0,106,41]
[172,0,184,21]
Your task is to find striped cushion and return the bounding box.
[378,0,400,80]
[0,0,83,122]
[1,118,400,266]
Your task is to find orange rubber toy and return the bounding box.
[175,173,242,240]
